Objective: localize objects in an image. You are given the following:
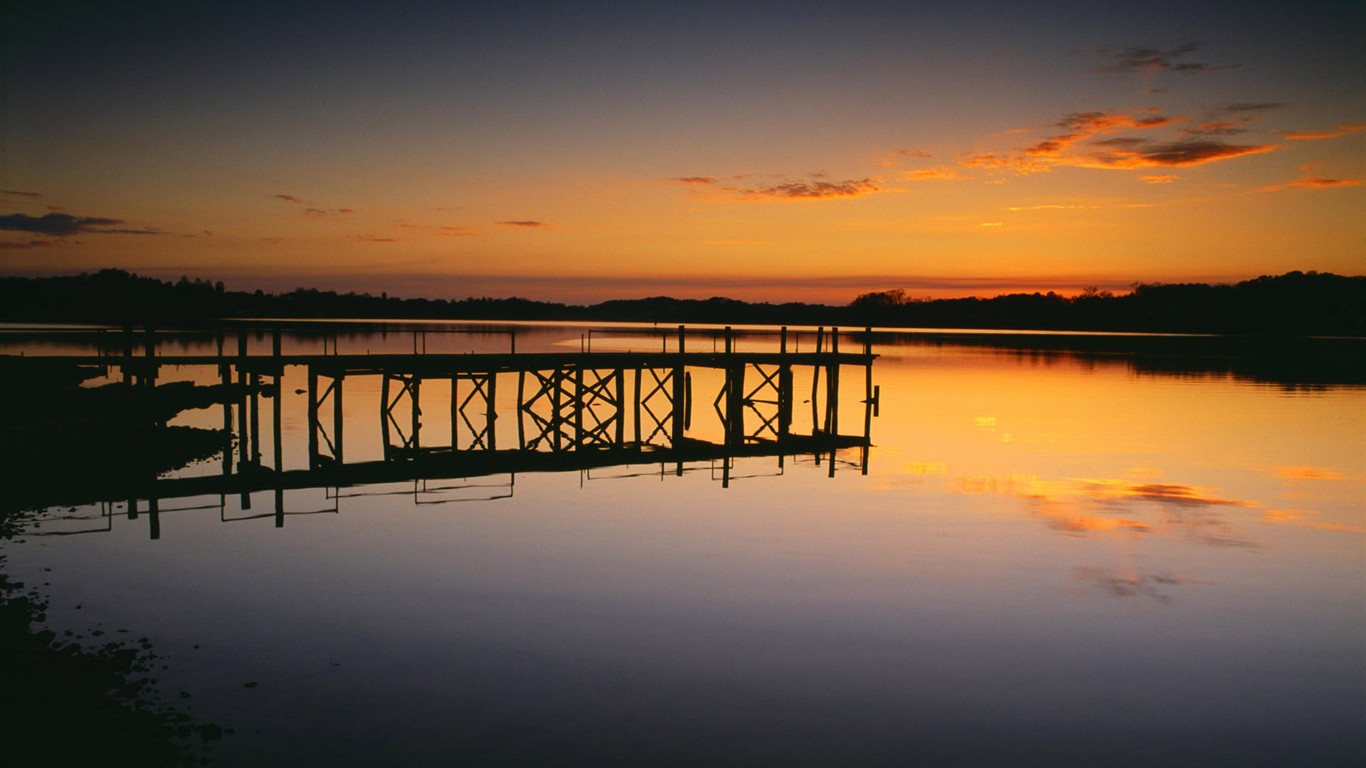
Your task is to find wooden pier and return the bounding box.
[5,324,880,537]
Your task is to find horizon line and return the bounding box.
[4,267,1351,306]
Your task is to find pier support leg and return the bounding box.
[334,375,344,464]
[308,368,319,468]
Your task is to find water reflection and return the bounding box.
[2,323,1362,767]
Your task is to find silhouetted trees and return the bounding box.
[0,269,1362,335]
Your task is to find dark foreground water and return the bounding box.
[2,323,1362,766]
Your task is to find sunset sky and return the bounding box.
[2,1,1362,303]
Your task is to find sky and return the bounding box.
[2,0,1363,304]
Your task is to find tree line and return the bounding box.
[0,269,1361,335]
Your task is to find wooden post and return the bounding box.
[573,367,584,450]
[726,363,744,445]
[633,367,643,446]
[671,364,685,445]
[685,371,692,430]
[122,324,134,385]
[380,373,391,458]
[485,373,497,451]
[273,371,284,473]
[221,349,233,477]
[614,369,625,446]
[143,327,157,394]
[410,377,421,452]
[779,364,793,439]
[825,328,840,436]
[334,374,344,464]
[450,376,459,448]
[307,368,319,467]
[517,370,527,449]
[249,373,261,464]
[552,368,564,452]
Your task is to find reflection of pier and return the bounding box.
[14,325,879,538]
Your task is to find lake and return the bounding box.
[2,322,1363,766]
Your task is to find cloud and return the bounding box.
[0,239,54,250]
[903,166,962,181]
[0,212,163,236]
[1060,111,1176,133]
[1182,120,1248,138]
[2,190,41,198]
[1261,162,1363,191]
[303,207,355,217]
[1094,42,1237,76]
[396,223,480,236]
[1140,174,1177,184]
[1075,139,1277,168]
[274,194,302,204]
[957,110,1272,176]
[1025,112,1180,159]
[670,174,886,201]
[875,149,933,168]
[1007,204,1089,211]
[1261,176,1362,192]
[960,152,1049,174]
[1284,124,1366,140]
[744,178,882,199]
[497,220,551,228]
[351,235,397,243]
[1218,102,1288,114]
[1268,465,1345,481]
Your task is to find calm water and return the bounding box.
[4,323,1363,766]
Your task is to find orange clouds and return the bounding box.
[1260,165,1363,192]
[1284,124,1366,140]
[274,194,355,217]
[749,178,881,198]
[1075,140,1277,168]
[669,174,885,201]
[1269,465,1345,481]
[979,109,1279,172]
[903,166,962,181]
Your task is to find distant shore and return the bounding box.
[1,269,1362,336]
